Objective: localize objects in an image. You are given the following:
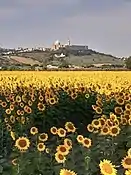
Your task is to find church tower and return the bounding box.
[67,38,70,46]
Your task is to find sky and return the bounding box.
[0,0,131,57]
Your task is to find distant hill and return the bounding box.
[0,47,125,68]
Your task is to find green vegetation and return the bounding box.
[125,56,131,69]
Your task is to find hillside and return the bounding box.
[13,49,124,67]
[0,55,21,66]
[0,47,125,69]
[11,56,40,66]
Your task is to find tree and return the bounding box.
[125,56,131,69]
[59,59,69,68]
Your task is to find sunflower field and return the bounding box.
[0,71,131,175]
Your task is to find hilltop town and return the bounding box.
[0,39,126,70]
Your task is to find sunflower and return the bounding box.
[124,95,130,102]
[29,91,33,96]
[120,118,128,125]
[1,101,7,108]
[56,145,69,155]
[48,97,56,105]
[92,105,97,110]
[67,89,73,96]
[82,138,92,148]
[50,126,58,135]
[100,126,110,136]
[125,170,131,175]
[125,103,131,110]
[109,113,116,119]
[57,128,66,137]
[4,117,8,123]
[77,135,84,143]
[127,148,131,157]
[122,156,131,169]
[39,133,48,142]
[99,159,117,175]
[9,115,15,123]
[119,92,124,97]
[85,93,90,99]
[5,108,11,115]
[106,96,111,102]
[92,119,101,128]
[79,86,86,93]
[97,94,102,100]
[109,126,120,137]
[128,119,131,125]
[99,118,106,126]
[59,169,77,175]
[6,124,12,131]
[10,104,15,111]
[10,131,15,141]
[114,106,123,115]
[20,110,24,116]
[28,100,33,106]
[4,91,9,97]
[16,109,21,116]
[37,103,46,111]
[124,110,131,116]
[120,114,125,119]
[24,105,28,112]
[15,137,30,152]
[12,158,17,166]
[63,86,69,92]
[21,116,26,124]
[45,148,50,154]
[106,119,113,127]
[70,93,77,100]
[124,114,130,120]
[93,127,99,134]
[64,138,72,149]
[39,95,44,101]
[113,119,120,126]
[101,115,107,120]
[31,96,36,102]
[21,95,27,103]
[87,124,94,132]
[15,95,21,103]
[65,122,76,133]
[95,106,102,114]
[55,152,66,163]
[30,127,38,135]
[26,107,32,114]
[96,100,103,107]
[20,102,24,108]
[116,97,125,105]
[37,143,46,152]
[9,94,14,101]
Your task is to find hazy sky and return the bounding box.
[0,0,131,57]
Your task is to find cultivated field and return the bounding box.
[11,56,40,66]
[0,71,131,175]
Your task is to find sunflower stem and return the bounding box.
[17,163,20,175]
[37,152,41,171]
